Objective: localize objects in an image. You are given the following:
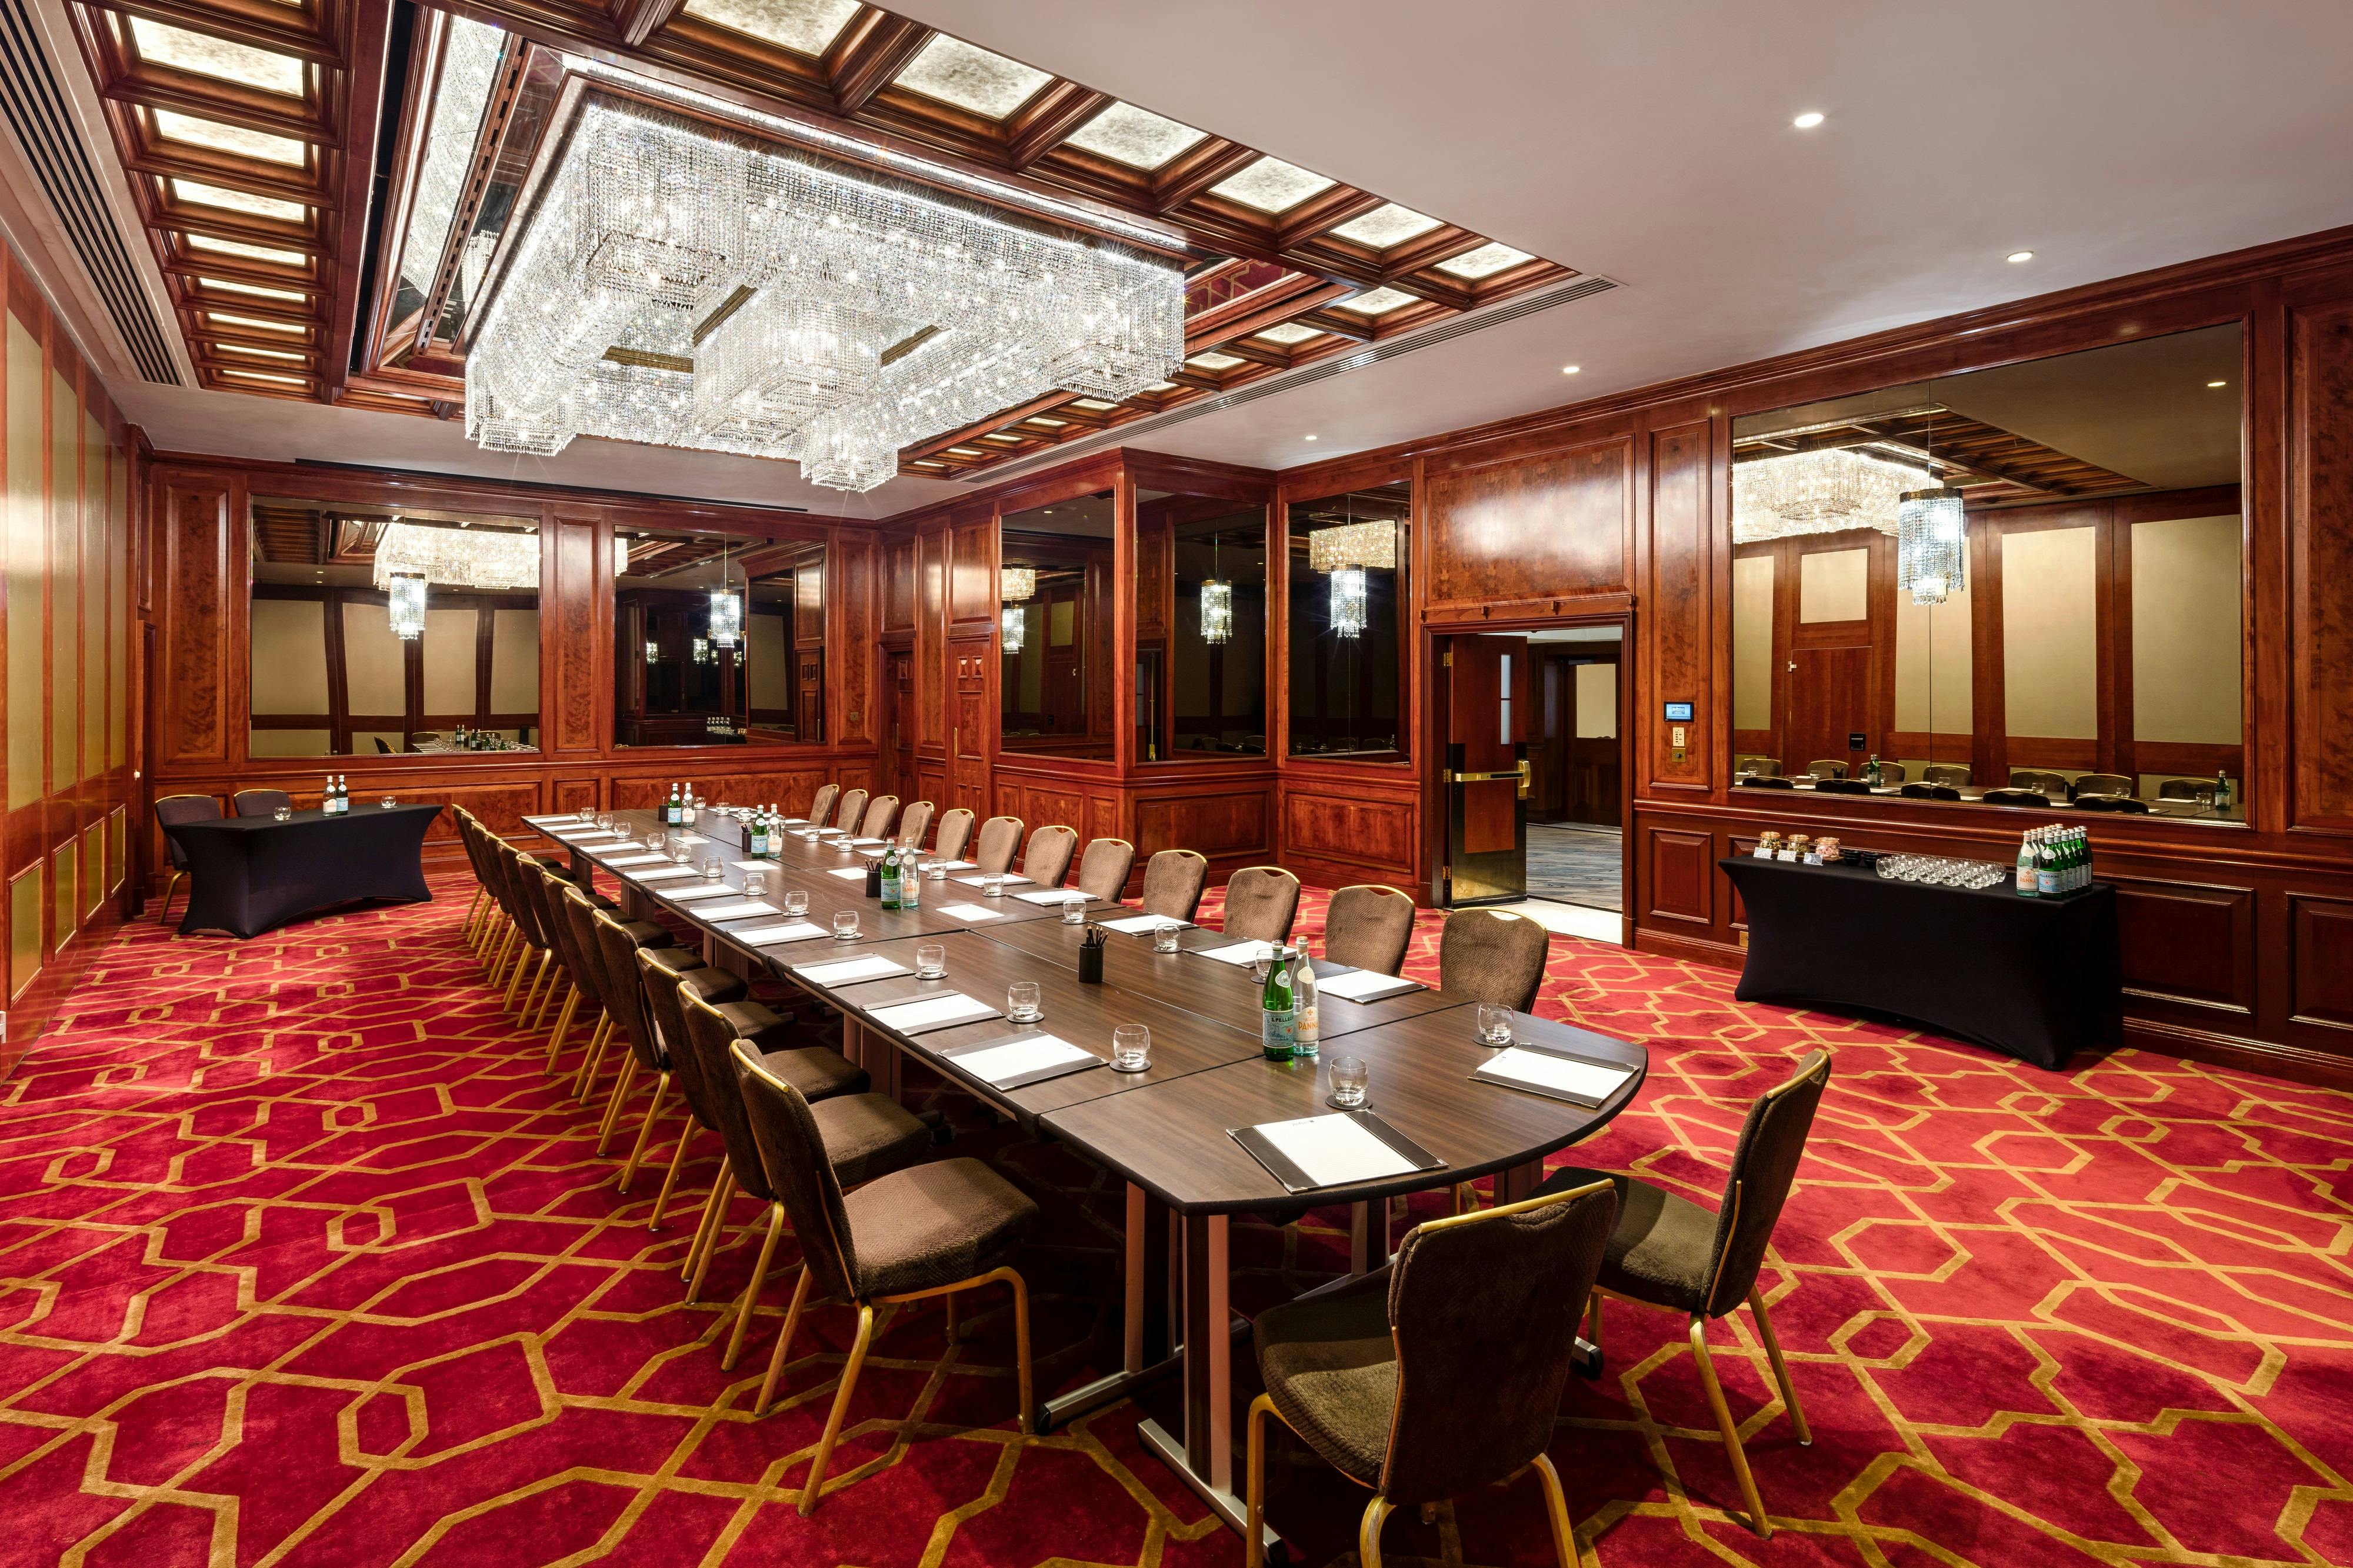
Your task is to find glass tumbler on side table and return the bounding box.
[915,943,946,979]
[1153,921,1182,955]
[832,911,861,942]
[1111,1025,1151,1072]
[781,888,808,919]
[1329,1056,1369,1110]
[1007,980,1041,1023]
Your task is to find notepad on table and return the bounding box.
[866,992,999,1035]
[848,837,887,847]
[1472,1046,1635,1107]
[792,955,909,987]
[728,922,829,946]
[953,873,1031,887]
[941,1033,1100,1088]
[1194,939,1277,966]
[664,884,739,901]
[932,859,977,870]
[828,867,869,880]
[730,860,775,872]
[603,854,666,868]
[624,865,699,882]
[1014,889,1084,906]
[1097,913,1187,935]
[696,900,779,922]
[936,902,1002,922]
[1231,1112,1439,1192]
[1319,969,1423,1003]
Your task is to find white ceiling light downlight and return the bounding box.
[462,92,1187,492]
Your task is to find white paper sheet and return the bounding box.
[1014,889,1084,906]
[794,955,909,986]
[932,859,977,870]
[848,837,887,847]
[1252,1114,1419,1187]
[602,854,666,868]
[728,922,830,946]
[1098,913,1187,935]
[1319,969,1422,1003]
[828,867,870,880]
[936,902,1002,922]
[624,866,699,882]
[1479,1047,1634,1102]
[868,993,999,1033]
[664,885,740,902]
[951,1035,1095,1086]
[1194,939,1277,966]
[954,873,1032,887]
[730,860,776,872]
[697,901,780,922]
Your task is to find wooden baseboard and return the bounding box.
[1631,926,1747,972]
[2118,1016,2353,1090]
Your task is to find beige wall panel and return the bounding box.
[250,599,329,714]
[421,607,476,713]
[2002,526,2098,739]
[1798,547,1867,623]
[491,608,539,714]
[2131,513,2241,745]
[1574,662,1618,738]
[746,611,788,710]
[1732,554,1773,730]
[250,728,332,757]
[1895,582,1974,734]
[342,599,406,715]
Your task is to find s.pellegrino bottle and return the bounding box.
[749,809,769,858]
[2036,828,2059,898]
[899,845,921,908]
[1260,946,1296,1062]
[2016,829,2039,898]
[880,844,902,910]
[1292,952,1320,1060]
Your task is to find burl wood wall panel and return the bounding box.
[1645,421,1714,793]
[1422,435,1630,618]
[546,517,602,754]
[158,475,232,766]
[2291,298,2353,833]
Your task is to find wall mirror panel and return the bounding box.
[248,499,542,756]
[1286,480,1408,760]
[1141,491,1267,760]
[615,529,822,747]
[999,493,1112,760]
[1731,322,2245,822]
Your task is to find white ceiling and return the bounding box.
[52,0,2353,512]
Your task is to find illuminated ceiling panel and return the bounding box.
[1209,156,1335,213]
[682,0,862,54]
[171,178,308,222]
[154,109,308,166]
[1435,241,1535,279]
[1062,101,1207,170]
[1341,286,1417,315]
[1254,321,1324,345]
[189,234,310,266]
[128,16,305,96]
[1329,202,1441,249]
[892,35,1050,119]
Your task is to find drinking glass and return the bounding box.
[1250,950,1272,984]
[272,806,293,822]
[700,856,725,884]
[381,796,397,810]
[595,813,612,832]
[1329,1056,1369,1109]
[982,873,1006,898]
[669,835,692,864]
[915,943,946,979]
[1007,980,1042,1022]
[1060,895,1088,925]
[1153,920,1182,954]
[1112,1025,1151,1072]
[832,910,860,941]
[781,888,808,918]
[1477,1003,1515,1045]
[644,831,666,853]
[927,861,948,881]
[742,869,769,900]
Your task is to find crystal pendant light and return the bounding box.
[708,539,741,649]
[1309,501,1388,638]
[1199,535,1231,645]
[1732,449,1924,543]
[1897,413,1967,605]
[645,639,660,663]
[692,636,711,664]
[999,567,1036,603]
[1330,566,1368,638]
[388,572,426,640]
[1000,603,1026,653]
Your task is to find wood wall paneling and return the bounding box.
[1281,785,1418,880]
[1644,826,1713,925]
[2287,893,2353,1030]
[157,473,232,765]
[548,515,601,753]
[2291,299,2353,833]
[2109,875,2257,1017]
[1422,435,1631,619]
[1646,421,1713,792]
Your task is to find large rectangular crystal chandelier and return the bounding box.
[464,94,1187,492]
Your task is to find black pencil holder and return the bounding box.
[1078,945,1104,985]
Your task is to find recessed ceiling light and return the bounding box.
[2207,379,2227,388]
[1562,365,1582,375]
[1792,111,1825,129]
[1303,434,1318,442]
[2007,250,2035,263]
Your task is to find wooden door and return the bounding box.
[949,636,991,814]
[1444,633,1528,904]
[1788,645,1873,775]
[884,649,914,799]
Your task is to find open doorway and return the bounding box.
[1524,625,1623,913]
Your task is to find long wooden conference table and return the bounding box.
[524,807,1648,1535]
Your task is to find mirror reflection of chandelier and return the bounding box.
[1731,449,1926,543]
[999,605,1026,653]
[464,95,1186,492]
[387,573,426,640]
[999,568,1036,603]
[374,521,538,589]
[1308,519,1393,639]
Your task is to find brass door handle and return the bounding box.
[1447,768,1520,784]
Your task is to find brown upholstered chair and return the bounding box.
[674,987,874,1310]
[859,795,899,838]
[730,1040,1038,1513]
[1901,783,1961,801]
[1814,778,1872,795]
[1924,764,1972,788]
[632,949,745,1226]
[1244,1180,1620,1568]
[1982,788,2049,807]
[805,783,839,829]
[512,856,589,1035]
[895,800,935,851]
[1019,825,1078,887]
[1738,775,1797,789]
[589,909,699,1149]
[1531,1049,1831,1537]
[1221,866,1301,944]
[972,815,1025,875]
[1138,849,1209,922]
[1323,885,1417,975]
[231,788,292,818]
[493,845,562,1016]
[1804,760,1848,780]
[2074,793,2149,813]
[931,807,974,863]
[529,862,616,1068]
[1074,837,1135,903]
[1437,908,1548,1010]
[2074,772,2133,799]
[2008,769,2070,793]
[833,788,869,831]
[154,794,222,925]
[559,884,671,1100]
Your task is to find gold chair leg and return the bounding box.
[1244,1393,1277,1568]
[595,1057,641,1153]
[753,1265,811,1416]
[1587,1292,1603,1357]
[529,963,564,1030]
[521,950,556,1019]
[571,1015,613,1100]
[721,1203,785,1370]
[1006,1267,1034,1436]
[1747,1287,1810,1446]
[685,1171,738,1303]
[1357,1495,1395,1568]
[798,1302,877,1515]
[1689,1316,1770,1538]
[543,987,581,1071]
[1531,1453,1578,1568]
[648,1121,696,1228]
[488,925,520,986]
[462,885,486,936]
[502,943,539,1011]
[680,1157,733,1282]
[157,870,184,926]
[618,1073,672,1190]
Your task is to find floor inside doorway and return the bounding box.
[1528,820,1623,912]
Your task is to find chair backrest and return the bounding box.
[1221,866,1301,944]
[1379,1180,1619,1505]
[1805,759,1848,780]
[1438,908,1548,1010]
[1322,885,1417,975]
[731,1039,854,1295]
[1074,837,1135,902]
[1924,765,1971,787]
[932,808,974,863]
[860,795,899,838]
[973,815,1025,874]
[1901,782,1961,802]
[1698,1050,1832,1316]
[639,949,740,1127]
[833,788,869,831]
[1734,756,1781,777]
[494,843,546,943]
[232,788,292,818]
[2008,769,2067,792]
[1737,775,1795,790]
[806,783,839,828]
[2157,778,2214,802]
[1814,778,1872,795]
[1983,788,2049,806]
[1021,825,1079,887]
[374,737,394,753]
[2075,773,2132,798]
[155,793,223,869]
[1139,850,1209,922]
[1875,762,1907,783]
[2075,794,2149,813]
[559,885,622,1010]
[532,862,594,986]
[512,853,570,955]
[682,994,780,1204]
[896,800,935,850]
[594,908,680,1070]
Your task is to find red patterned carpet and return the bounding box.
[5,870,2352,1567]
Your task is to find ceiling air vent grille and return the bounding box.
[0,0,179,383]
[961,273,1618,481]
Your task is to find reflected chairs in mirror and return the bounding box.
[2072,773,2133,799]
[1738,775,1796,789]
[2074,794,2150,812]
[1814,778,1872,795]
[1901,783,1962,800]
[1923,765,1971,788]
[1805,760,1847,780]
[1982,788,2053,807]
